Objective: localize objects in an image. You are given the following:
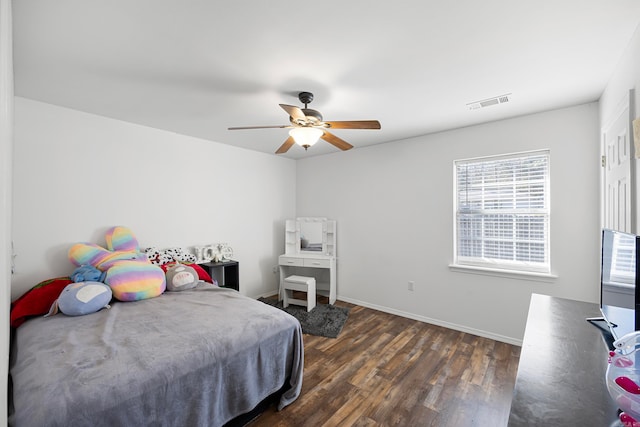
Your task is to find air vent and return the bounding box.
[467,93,511,110]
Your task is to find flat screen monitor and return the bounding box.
[600,228,640,340]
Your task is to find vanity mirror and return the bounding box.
[300,220,323,252]
[284,217,336,256]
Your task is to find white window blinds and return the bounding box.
[610,232,636,285]
[454,151,550,273]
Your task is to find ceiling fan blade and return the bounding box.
[279,104,306,120]
[321,131,354,151]
[324,120,381,130]
[275,136,296,154]
[228,125,290,130]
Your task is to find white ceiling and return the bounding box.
[12,1,640,159]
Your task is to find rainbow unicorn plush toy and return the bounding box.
[68,226,166,301]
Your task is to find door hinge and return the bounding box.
[602,155,606,167]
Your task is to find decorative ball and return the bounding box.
[606,331,640,423]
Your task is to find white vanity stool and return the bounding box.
[283,275,316,312]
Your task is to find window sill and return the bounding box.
[448,264,558,283]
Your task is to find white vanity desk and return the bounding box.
[279,253,336,304]
[278,218,337,305]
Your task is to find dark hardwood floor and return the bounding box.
[250,299,521,427]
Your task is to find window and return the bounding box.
[609,232,635,286]
[454,150,550,274]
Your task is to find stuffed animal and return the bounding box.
[144,247,172,265]
[165,263,198,291]
[68,226,166,302]
[45,281,112,317]
[144,247,197,265]
[165,247,197,263]
[70,265,105,283]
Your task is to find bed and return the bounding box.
[9,283,304,427]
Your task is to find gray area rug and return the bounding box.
[258,297,349,338]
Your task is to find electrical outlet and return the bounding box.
[272,266,278,274]
[408,281,415,291]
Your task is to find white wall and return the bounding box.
[600,24,640,229]
[296,103,601,344]
[11,97,296,300]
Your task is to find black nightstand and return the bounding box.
[198,260,239,291]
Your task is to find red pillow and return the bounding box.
[189,263,214,284]
[10,277,73,328]
[160,263,213,284]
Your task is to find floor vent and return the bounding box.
[467,93,511,110]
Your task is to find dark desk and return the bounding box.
[507,294,621,426]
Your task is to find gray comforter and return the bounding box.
[9,285,303,427]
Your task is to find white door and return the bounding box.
[603,93,634,232]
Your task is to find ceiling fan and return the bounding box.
[228,91,381,154]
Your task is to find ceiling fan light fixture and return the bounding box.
[289,127,323,150]
[229,91,378,154]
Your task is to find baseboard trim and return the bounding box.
[338,295,523,347]
[255,289,522,346]
[254,290,279,300]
